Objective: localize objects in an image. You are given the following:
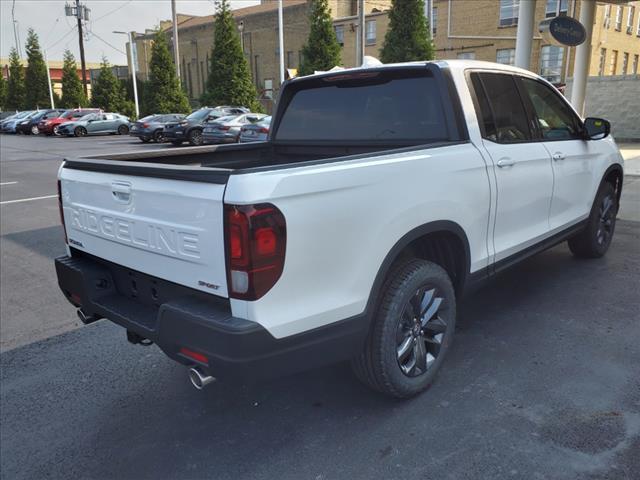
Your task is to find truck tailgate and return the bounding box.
[59,164,228,297]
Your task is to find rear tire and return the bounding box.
[153,130,164,143]
[117,125,129,135]
[351,259,456,398]
[53,126,61,136]
[188,129,203,146]
[31,125,39,135]
[568,182,618,258]
[74,126,87,137]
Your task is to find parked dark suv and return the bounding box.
[163,106,248,146]
[16,109,66,135]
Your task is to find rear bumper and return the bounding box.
[203,132,237,144]
[55,252,367,382]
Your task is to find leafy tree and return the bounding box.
[201,0,261,111]
[60,49,86,108]
[90,57,125,112]
[24,28,50,108]
[0,74,7,110]
[299,0,341,75]
[5,48,25,110]
[380,0,434,63]
[145,30,190,114]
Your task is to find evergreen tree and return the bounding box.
[299,0,341,75]
[201,0,261,111]
[24,28,50,108]
[5,48,25,110]
[380,0,434,63]
[90,57,125,112]
[145,30,190,114]
[0,74,7,110]
[60,49,86,108]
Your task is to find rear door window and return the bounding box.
[275,70,449,144]
[469,72,532,143]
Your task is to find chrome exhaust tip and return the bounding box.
[188,367,216,390]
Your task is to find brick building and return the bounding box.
[127,0,639,107]
[432,0,640,83]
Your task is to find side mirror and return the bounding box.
[583,117,610,140]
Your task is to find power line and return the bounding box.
[92,0,132,23]
[46,24,78,51]
[91,31,126,55]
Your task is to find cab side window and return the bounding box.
[519,77,583,141]
[470,72,532,144]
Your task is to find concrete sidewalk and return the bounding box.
[619,143,640,176]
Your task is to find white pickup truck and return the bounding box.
[55,60,624,398]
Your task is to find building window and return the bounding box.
[432,7,438,35]
[546,0,568,18]
[496,48,515,65]
[264,79,273,100]
[598,48,607,75]
[254,55,260,88]
[499,0,519,26]
[610,50,618,75]
[604,4,611,28]
[632,54,639,74]
[627,6,635,34]
[334,25,344,46]
[457,52,476,59]
[298,51,304,67]
[622,52,629,75]
[366,20,377,45]
[637,12,640,36]
[539,45,564,83]
[286,51,294,69]
[615,6,623,31]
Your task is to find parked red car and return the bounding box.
[38,108,101,135]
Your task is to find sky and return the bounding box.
[1,0,260,64]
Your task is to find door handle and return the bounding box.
[111,181,132,204]
[496,158,515,168]
[552,152,566,161]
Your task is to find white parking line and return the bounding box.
[0,181,19,186]
[0,194,57,205]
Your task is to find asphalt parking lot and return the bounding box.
[1,133,639,480]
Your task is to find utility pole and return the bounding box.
[12,0,21,58]
[357,0,365,66]
[114,31,140,118]
[44,51,55,108]
[278,0,285,84]
[66,1,89,97]
[172,0,180,80]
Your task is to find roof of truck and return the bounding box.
[292,59,541,82]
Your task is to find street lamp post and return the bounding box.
[114,30,140,118]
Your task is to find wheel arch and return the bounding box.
[364,221,471,318]
[600,163,624,205]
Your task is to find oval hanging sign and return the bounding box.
[539,16,586,47]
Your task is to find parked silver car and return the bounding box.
[57,112,130,137]
[239,116,271,143]
[203,113,268,144]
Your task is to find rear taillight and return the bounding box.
[57,180,68,244]
[224,203,286,300]
[218,125,230,131]
[258,127,269,134]
[142,123,149,128]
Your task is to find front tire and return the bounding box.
[153,129,164,143]
[31,125,39,135]
[117,125,129,135]
[53,125,61,136]
[568,182,618,258]
[74,126,87,137]
[352,259,456,398]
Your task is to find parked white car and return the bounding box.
[55,60,623,397]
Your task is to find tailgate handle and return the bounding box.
[111,181,132,204]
